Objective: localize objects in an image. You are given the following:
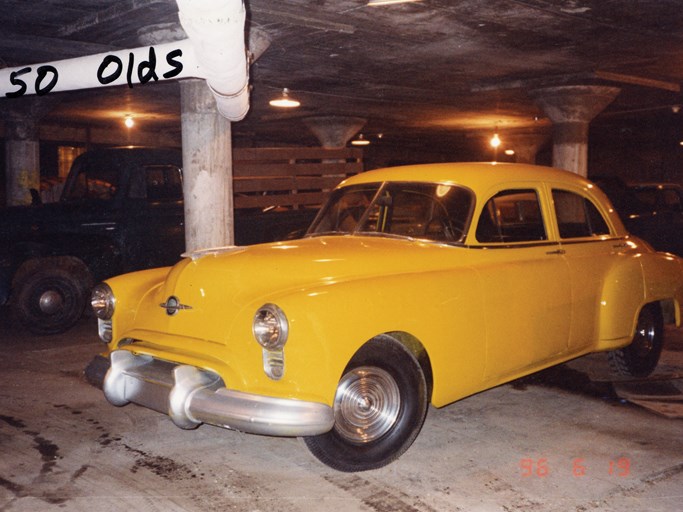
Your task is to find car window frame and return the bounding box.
[471,184,552,248]
[549,184,618,243]
[308,180,476,246]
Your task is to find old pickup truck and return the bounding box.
[0,147,331,334]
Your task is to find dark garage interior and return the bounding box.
[1,1,683,510]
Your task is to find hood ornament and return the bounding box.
[160,296,193,316]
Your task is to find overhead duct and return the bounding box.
[0,0,250,122]
[176,0,250,121]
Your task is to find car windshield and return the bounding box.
[307,182,473,243]
[61,162,120,202]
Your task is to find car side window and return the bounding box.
[476,189,546,243]
[63,163,120,201]
[552,189,610,239]
[129,165,183,201]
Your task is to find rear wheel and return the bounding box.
[608,303,664,377]
[304,336,429,472]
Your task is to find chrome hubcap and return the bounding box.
[39,290,64,314]
[333,366,400,444]
[634,316,656,357]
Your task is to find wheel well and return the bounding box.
[381,331,434,400]
[12,256,94,291]
[658,298,677,325]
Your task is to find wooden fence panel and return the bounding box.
[232,147,363,210]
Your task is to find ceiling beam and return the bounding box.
[250,3,356,34]
[56,0,172,37]
[594,71,681,93]
[0,32,117,61]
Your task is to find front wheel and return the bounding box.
[12,266,89,335]
[304,336,429,472]
[608,303,664,378]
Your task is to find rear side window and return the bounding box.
[129,165,183,201]
[63,162,120,201]
[476,189,546,243]
[552,190,610,239]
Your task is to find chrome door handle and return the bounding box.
[546,249,566,255]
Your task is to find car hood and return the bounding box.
[166,235,460,302]
[128,235,463,342]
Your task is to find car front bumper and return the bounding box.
[103,349,335,437]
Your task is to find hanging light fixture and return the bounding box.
[269,88,300,108]
[124,115,135,128]
[351,134,370,146]
[490,132,501,148]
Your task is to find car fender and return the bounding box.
[103,266,175,342]
[12,255,94,292]
[640,252,683,325]
[597,251,683,348]
[257,266,487,408]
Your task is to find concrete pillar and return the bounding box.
[530,86,620,176]
[4,114,40,206]
[304,116,367,148]
[503,130,551,164]
[180,78,233,251]
[140,23,270,251]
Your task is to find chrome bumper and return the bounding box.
[103,350,335,437]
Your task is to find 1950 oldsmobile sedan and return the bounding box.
[90,162,683,472]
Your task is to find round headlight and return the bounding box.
[91,283,115,320]
[252,304,288,350]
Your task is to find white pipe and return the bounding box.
[0,0,250,122]
[176,0,250,121]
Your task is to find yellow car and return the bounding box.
[90,162,683,472]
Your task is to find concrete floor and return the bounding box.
[1,310,682,512]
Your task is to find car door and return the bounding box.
[472,186,572,381]
[551,186,624,350]
[123,163,186,271]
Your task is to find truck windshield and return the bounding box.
[62,164,120,202]
[307,182,473,244]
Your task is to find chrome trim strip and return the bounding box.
[181,245,245,261]
[102,350,335,437]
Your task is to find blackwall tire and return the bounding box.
[608,303,664,378]
[304,336,429,472]
[13,267,88,335]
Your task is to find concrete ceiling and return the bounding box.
[1,0,682,160]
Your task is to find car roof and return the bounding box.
[340,162,592,191]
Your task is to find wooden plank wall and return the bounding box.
[232,147,363,210]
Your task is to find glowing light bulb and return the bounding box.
[269,88,300,108]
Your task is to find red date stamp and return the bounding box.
[520,457,631,478]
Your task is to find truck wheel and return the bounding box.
[13,267,88,335]
[304,336,429,472]
[608,303,664,378]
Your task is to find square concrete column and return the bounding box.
[180,78,234,251]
